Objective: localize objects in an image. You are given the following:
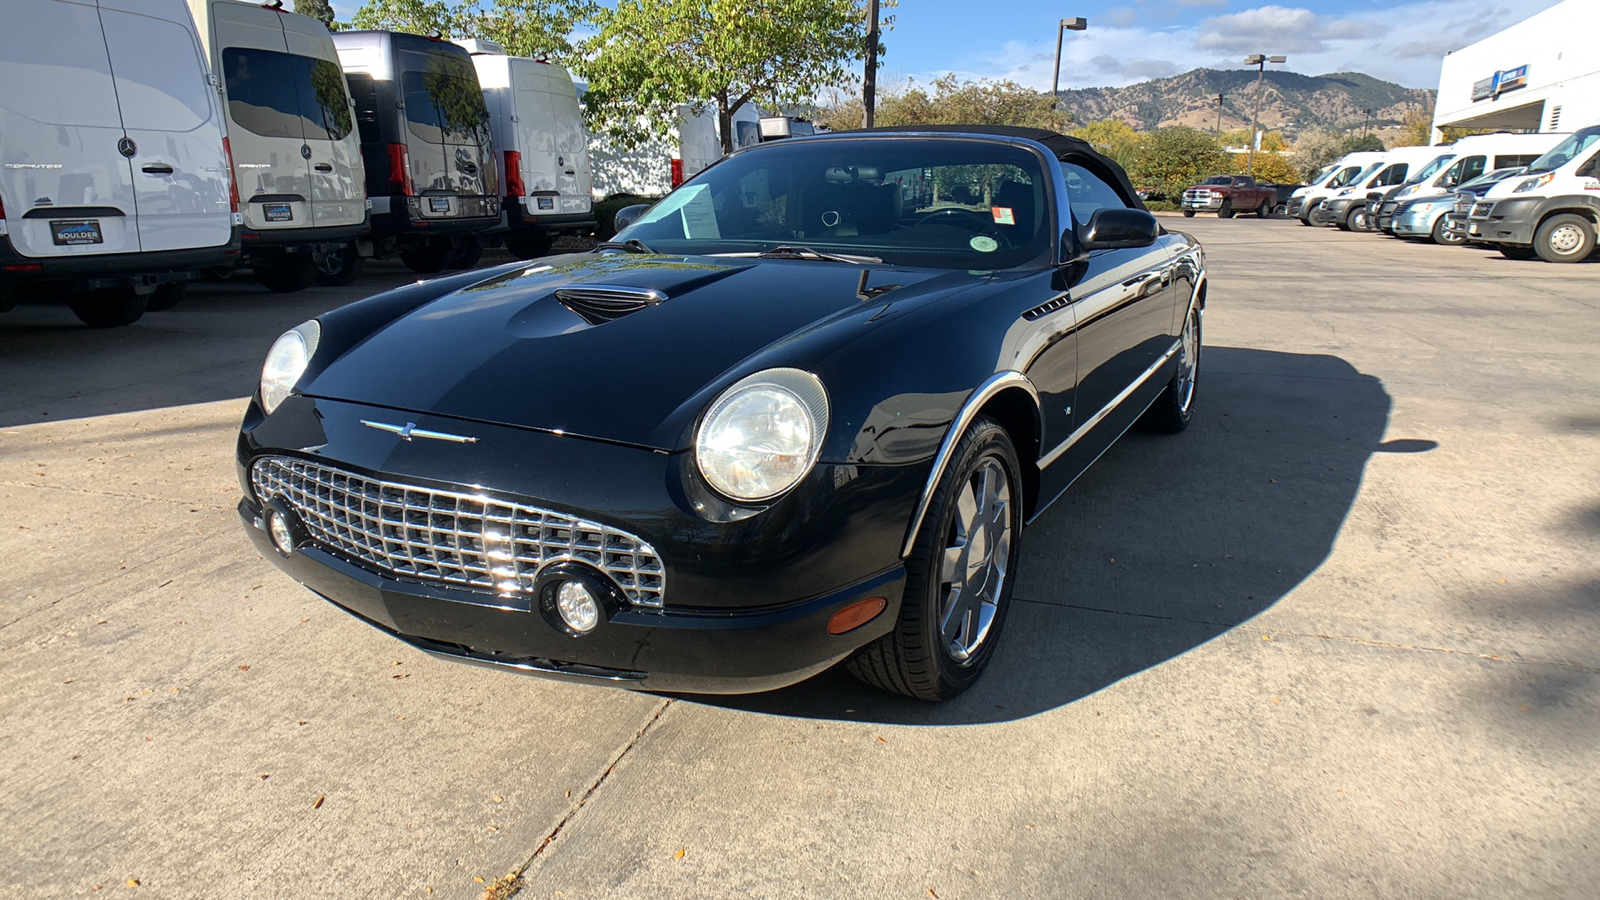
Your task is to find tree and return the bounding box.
[1398,108,1433,147]
[1291,129,1348,181]
[1071,119,1145,169]
[816,74,1063,134]
[351,0,597,62]
[1339,133,1385,154]
[582,0,888,153]
[1233,151,1299,185]
[294,0,337,27]
[1126,126,1228,199]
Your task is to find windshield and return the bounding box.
[1202,176,1232,185]
[1311,164,1338,184]
[616,137,1055,270]
[1325,165,1361,188]
[1409,154,1455,184]
[1342,163,1383,188]
[1460,167,1525,190]
[1525,126,1600,174]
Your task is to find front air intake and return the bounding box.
[554,285,669,324]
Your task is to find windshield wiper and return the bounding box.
[594,238,657,254]
[712,245,882,264]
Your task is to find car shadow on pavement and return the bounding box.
[686,346,1401,725]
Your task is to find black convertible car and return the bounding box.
[238,125,1206,701]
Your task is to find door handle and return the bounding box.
[314,163,334,173]
[140,164,174,175]
[563,169,576,175]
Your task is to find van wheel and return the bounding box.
[69,288,147,328]
[1533,213,1597,263]
[1181,210,1195,218]
[315,243,365,286]
[1431,216,1464,246]
[145,283,187,312]
[399,239,451,274]
[444,238,484,270]
[505,231,554,259]
[256,254,317,293]
[1273,203,1287,217]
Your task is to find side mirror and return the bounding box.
[1075,208,1159,253]
[613,203,650,233]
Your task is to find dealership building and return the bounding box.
[1432,0,1599,142]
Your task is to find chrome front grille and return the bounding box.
[252,457,665,607]
[1454,192,1475,215]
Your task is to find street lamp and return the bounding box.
[1244,53,1286,178]
[1215,92,1225,135]
[1051,17,1088,126]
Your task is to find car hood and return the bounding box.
[305,253,973,450]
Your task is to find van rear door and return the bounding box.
[0,0,139,258]
[524,63,593,217]
[398,45,495,213]
[282,16,363,228]
[212,0,312,233]
[100,0,232,252]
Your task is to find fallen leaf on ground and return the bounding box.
[126,879,139,887]
[311,795,324,810]
[674,848,686,859]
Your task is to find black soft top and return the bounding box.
[833,124,1147,211]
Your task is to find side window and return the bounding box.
[1060,162,1128,228]
[1379,163,1408,186]
[345,73,381,144]
[1458,155,1487,184]
[302,58,353,142]
[1494,154,1540,169]
[1577,151,1600,179]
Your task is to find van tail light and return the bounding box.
[670,158,684,188]
[386,143,413,196]
[504,150,525,197]
[222,137,240,213]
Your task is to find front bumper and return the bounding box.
[507,201,596,234]
[1180,192,1224,211]
[1286,196,1306,218]
[1468,198,1540,246]
[1312,198,1355,226]
[1393,205,1445,237]
[237,395,923,693]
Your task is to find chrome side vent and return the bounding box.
[1023,296,1069,321]
[555,285,668,324]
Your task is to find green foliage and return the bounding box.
[1126,126,1229,200]
[1398,107,1433,147]
[294,0,338,27]
[816,74,1063,134]
[1234,151,1300,185]
[1290,129,1348,181]
[1070,119,1145,168]
[350,0,598,62]
[583,0,889,154]
[1340,133,1385,154]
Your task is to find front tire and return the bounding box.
[68,287,147,328]
[399,238,451,274]
[1217,200,1234,219]
[1431,216,1464,246]
[1255,200,1271,218]
[1533,213,1596,263]
[847,416,1022,701]
[255,254,317,293]
[1182,210,1195,218]
[1140,302,1201,433]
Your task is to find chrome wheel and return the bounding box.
[937,457,1012,663]
[1176,307,1200,414]
[1549,223,1585,255]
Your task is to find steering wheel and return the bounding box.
[913,208,1014,251]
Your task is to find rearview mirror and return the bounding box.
[613,203,650,233]
[1074,208,1159,254]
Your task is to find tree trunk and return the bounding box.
[718,89,734,156]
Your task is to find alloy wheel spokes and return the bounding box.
[938,458,1012,662]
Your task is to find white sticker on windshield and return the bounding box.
[628,183,722,239]
[969,235,999,253]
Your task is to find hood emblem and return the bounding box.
[361,420,479,444]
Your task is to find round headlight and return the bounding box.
[695,368,829,502]
[260,320,320,415]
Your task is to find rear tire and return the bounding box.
[1139,302,1200,433]
[1532,213,1597,263]
[1255,200,1271,218]
[255,254,317,293]
[847,415,1022,701]
[399,238,451,274]
[315,243,365,286]
[443,237,483,270]
[69,288,147,328]
[145,282,186,312]
[505,231,554,259]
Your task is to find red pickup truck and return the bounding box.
[1181,175,1280,218]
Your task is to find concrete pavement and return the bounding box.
[1,228,1596,898]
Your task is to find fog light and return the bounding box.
[555,580,601,633]
[267,509,295,556]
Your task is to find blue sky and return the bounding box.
[330,0,1563,90]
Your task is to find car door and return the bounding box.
[100,0,232,253]
[282,16,363,228]
[0,0,140,258]
[1034,161,1180,502]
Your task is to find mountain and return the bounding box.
[1056,69,1435,136]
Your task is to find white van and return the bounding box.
[1469,124,1600,262]
[1380,132,1566,231]
[189,0,368,290]
[0,0,238,327]
[588,102,763,199]
[459,39,594,260]
[1312,145,1443,230]
[1286,151,1387,224]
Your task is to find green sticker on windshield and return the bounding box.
[969,235,998,253]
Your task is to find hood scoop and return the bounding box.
[555,285,669,325]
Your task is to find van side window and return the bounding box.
[1378,163,1408,186]
[1494,154,1541,169]
[223,48,352,142]
[346,74,381,144]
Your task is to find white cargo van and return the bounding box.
[1287,151,1386,225]
[588,101,763,199]
[1469,124,1600,262]
[459,39,594,260]
[189,0,369,290]
[0,0,239,327]
[1380,132,1565,231]
[1312,145,1443,230]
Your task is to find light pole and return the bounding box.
[1051,17,1088,128]
[1215,92,1225,135]
[1244,53,1286,178]
[1363,108,1373,137]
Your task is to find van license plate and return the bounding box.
[263,204,293,222]
[536,197,554,210]
[50,220,103,245]
[429,198,451,213]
